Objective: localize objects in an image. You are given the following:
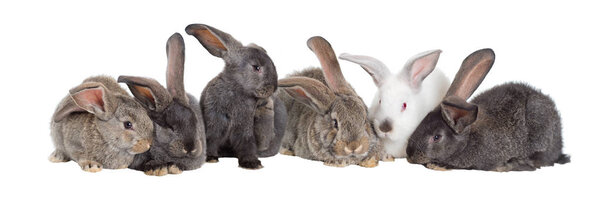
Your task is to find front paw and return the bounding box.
[206,156,219,163]
[359,156,379,168]
[279,148,295,156]
[381,154,395,162]
[239,159,263,170]
[426,163,449,171]
[143,164,184,176]
[79,160,103,173]
[324,160,349,167]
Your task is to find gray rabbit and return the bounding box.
[406,49,570,171]
[185,24,286,169]
[118,33,206,176]
[277,36,380,167]
[49,76,154,172]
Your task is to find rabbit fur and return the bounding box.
[50,76,154,172]
[339,50,450,160]
[277,36,381,168]
[186,23,286,169]
[406,49,570,171]
[119,33,206,176]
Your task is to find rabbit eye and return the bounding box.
[124,121,133,130]
[401,102,407,112]
[378,99,381,105]
[433,135,441,142]
[252,65,261,72]
[333,119,338,129]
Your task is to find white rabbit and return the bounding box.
[339,50,450,160]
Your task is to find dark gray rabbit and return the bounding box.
[185,24,286,169]
[276,36,380,167]
[50,76,154,172]
[406,49,570,171]
[118,33,206,176]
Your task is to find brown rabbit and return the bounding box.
[277,36,380,167]
[50,76,154,172]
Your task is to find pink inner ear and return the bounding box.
[73,88,105,112]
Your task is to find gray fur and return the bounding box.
[49,76,154,172]
[277,36,381,167]
[186,24,285,169]
[119,33,206,176]
[406,49,569,171]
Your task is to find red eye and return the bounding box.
[401,102,407,112]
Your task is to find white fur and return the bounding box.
[340,50,450,158]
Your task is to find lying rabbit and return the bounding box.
[186,24,286,169]
[118,33,206,176]
[339,50,449,160]
[277,36,380,167]
[49,76,153,172]
[406,49,570,171]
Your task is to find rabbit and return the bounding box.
[339,50,450,160]
[276,36,381,168]
[49,76,154,172]
[406,48,570,171]
[185,23,286,169]
[118,33,206,176]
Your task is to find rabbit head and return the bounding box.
[118,33,203,159]
[186,24,277,98]
[406,49,495,165]
[57,78,154,154]
[279,37,372,159]
[339,50,444,145]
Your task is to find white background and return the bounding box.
[1,0,597,211]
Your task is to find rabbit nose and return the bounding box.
[343,142,364,155]
[184,141,195,154]
[379,119,393,133]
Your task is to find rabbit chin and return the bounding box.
[127,139,152,154]
[380,135,409,158]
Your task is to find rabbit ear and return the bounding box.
[118,76,173,112]
[68,82,116,121]
[278,77,335,114]
[165,33,189,103]
[185,24,243,58]
[446,49,495,100]
[441,96,478,134]
[338,53,391,87]
[307,36,353,95]
[53,99,86,122]
[401,49,442,90]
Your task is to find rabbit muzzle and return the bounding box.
[169,139,203,158]
[129,139,152,154]
[333,137,369,158]
[254,84,275,98]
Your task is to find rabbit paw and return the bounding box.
[239,159,263,170]
[167,164,183,174]
[48,150,69,163]
[279,148,295,156]
[426,163,449,171]
[324,160,349,167]
[381,154,395,162]
[79,160,103,173]
[144,166,169,176]
[359,156,379,168]
[206,156,219,163]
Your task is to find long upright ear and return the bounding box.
[441,96,478,134]
[165,33,189,104]
[278,77,335,114]
[68,82,116,121]
[307,36,353,95]
[185,24,243,58]
[338,53,391,87]
[401,49,442,90]
[118,76,172,112]
[446,48,495,99]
